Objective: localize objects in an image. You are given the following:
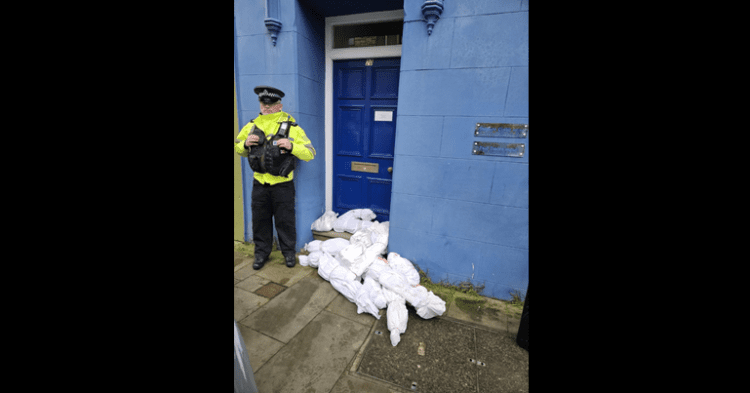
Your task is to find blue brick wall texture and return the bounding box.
[235,0,528,300]
[391,0,528,300]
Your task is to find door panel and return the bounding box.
[337,106,364,157]
[367,178,393,214]
[336,174,363,210]
[333,57,400,223]
[369,105,397,158]
[338,66,366,99]
[371,66,399,98]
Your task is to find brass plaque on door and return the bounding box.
[351,162,379,173]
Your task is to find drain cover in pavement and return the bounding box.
[254,282,286,299]
[356,306,528,393]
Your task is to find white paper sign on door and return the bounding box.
[374,111,393,122]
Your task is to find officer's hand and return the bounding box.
[246,134,260,146]
[277,138,292,152]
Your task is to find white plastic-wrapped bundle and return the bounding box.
[329,264,356,282]
[387,252,420,286]
[350,208,377,220]
[402,284,430,309]
[349,228,374,248]
[350,221,389,248]
[317,252,339,281]
[365,276,388,309]
[355,284,380,319]
[306,251,323,268]
[339,243,364,264]
[343,223,389,278]
[329,265,361,303]
[311,211,339,231]
[363,257,389,282]
[383,288,408,346]
[370,221,390,247]
[378,268,409,294]
[374,254,447,323]
[415,291,447,319]
[332,209,378,233]
[321,238,350,256]
[355,276,387,319]
[304,240,323,253]
[332,213,360,233]
[357,243,386,277]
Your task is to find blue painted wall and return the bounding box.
[389,0,529,300]
[234,0,326,249]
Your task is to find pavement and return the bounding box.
[234,248,528,393]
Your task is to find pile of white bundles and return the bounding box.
[300,209,446,346]
[311,208,378,233]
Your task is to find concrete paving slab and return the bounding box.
[325,293,381,327]
[255,262,314,287]
[234,263,259,281]
[489,298,523,337]
[506,317,521,340]
[236,322,285,373]
[475,328,528,392]
[240,274,339,343]
[445,298,510,333]
[444,296,523,338]
[234,287,270,321]
[235,251,253,269]
[234,250,255,271]
[236,274,271,293]
[254,310,371,393]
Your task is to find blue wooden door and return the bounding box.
[333,57,400,223]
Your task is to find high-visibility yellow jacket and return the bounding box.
[235,111,316,185]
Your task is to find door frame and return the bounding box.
[325,9,404,213]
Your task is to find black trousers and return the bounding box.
[251,179,296,259]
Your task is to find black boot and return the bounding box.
[253,256,267,270]
[285,255,296,268]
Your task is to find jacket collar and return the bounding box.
[256,110,287,123]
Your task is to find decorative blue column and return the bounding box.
[264,0,282,46]
[421,0,444,36]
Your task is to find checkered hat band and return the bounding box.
[258,90,280,99]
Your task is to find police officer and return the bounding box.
[235,86,316,270]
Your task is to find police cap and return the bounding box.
[254,85,285,104]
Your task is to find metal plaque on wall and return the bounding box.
[474,123,528,138]
[472,141,525,157]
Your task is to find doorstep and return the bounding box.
[311,230,353,242]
